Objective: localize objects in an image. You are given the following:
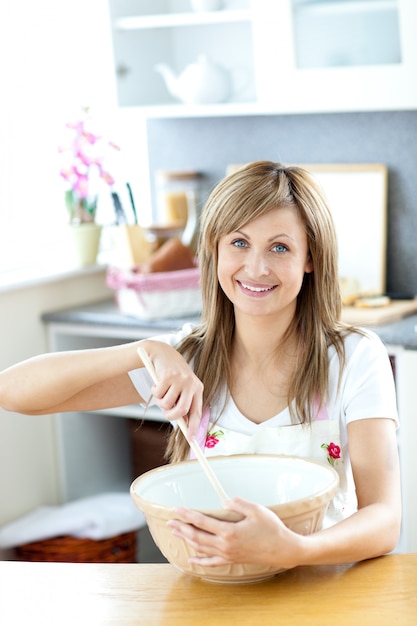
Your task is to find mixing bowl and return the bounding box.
[130,454,339,583]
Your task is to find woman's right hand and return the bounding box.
[139,340,204,438]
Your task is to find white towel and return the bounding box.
[0,492,146,549]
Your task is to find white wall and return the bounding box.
[0,272,112,558]
[0,0,152,273]
[0,0,115,267]
[0,0,151,558]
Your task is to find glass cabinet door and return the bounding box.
[292,0,401,69]
[254,0,417,113]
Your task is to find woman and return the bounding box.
[0,161,401,570]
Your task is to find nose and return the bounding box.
[244,249,270,278]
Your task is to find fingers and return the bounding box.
[167,505,260,567]
[151,375,203,438]
[223,496,262,517]
[167,500,289,568]
[167,507,230,564]
[169,506,224,534]
[138,340,204,437]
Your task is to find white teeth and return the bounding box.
[241,282,273,292]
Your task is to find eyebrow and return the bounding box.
[234,229,296,242]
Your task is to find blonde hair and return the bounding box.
[166,161,352,462]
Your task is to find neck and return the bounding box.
[232,309,298,364]
[229,310,300,420]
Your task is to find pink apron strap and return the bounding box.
[314,396,329,421]
[189,406,211,458]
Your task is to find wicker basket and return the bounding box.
[106,265,202,320]
[15,530,137,563]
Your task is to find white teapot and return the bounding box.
[155,54,233,105]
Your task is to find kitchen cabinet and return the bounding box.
[107,0,417,116]
[108,0,255,114]
[42,301,417,553]
[263,0,417,114]
[388,346,417,555]
[42,311,170,503]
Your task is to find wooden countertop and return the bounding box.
[342,297,417,327]
[1,554,416,625]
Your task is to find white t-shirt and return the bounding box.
[128,325,398,526]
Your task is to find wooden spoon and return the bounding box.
[137,346,229,506]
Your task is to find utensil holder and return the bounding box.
[110,224,153,269]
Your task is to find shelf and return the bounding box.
[92,405,166,422]
[294,0,398,16]
[137,101,266,119]
[115,9,253,31]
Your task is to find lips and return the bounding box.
[238,280,277,294]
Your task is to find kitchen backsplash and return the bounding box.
[146,110,417,296]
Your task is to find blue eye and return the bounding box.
[272,243,288,253]
[232,239,247,248]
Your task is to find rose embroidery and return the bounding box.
[321,441,341,466]
[205,429,224,449]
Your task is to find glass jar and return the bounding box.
[155,170,202,229]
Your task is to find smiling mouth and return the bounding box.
[239,281,277,293]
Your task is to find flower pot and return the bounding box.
[69,223,102,266]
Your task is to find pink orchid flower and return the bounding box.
[59,108,119,223]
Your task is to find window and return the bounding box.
[0,0,129,277]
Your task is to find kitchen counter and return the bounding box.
[368,313,417,349]
[42,298,417,348]
[40,298,417,554]
[1,555,416,625]
[42,298,200,337]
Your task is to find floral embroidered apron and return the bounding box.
[191,403,355,527]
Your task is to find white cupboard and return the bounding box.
[107,0,417,116]
[389,346,417,554]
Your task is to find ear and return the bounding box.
[304,254,313,274]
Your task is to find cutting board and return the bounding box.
[341,298,417,326]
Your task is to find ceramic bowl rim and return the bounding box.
[130,453,340,518]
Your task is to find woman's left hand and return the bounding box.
[167,497,301,569]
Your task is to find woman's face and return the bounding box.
[217,205,313,320]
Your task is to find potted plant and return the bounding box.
[58,107,119,264]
